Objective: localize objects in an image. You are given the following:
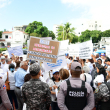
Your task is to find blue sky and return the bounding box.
[0,0,110,33]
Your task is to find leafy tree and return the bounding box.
[57,22,75,43]
[102,30,110,37]
[48,31,55,40]
[78,30,91,42]
[0,31,3,38]
[30,33,42,37]
[71,34,78,43]
[25,21,49,37]
[90,30,102,43]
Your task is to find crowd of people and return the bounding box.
[0,51,110,110]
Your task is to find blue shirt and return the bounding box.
[14,68,27,87]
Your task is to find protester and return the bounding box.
[2,63,18,109]
[80,66,92,85]
[3,58,11,73]
[57,62,94,110]
[0,78,12,110]
[93,65,107,89]
[15,61,21,71]
[14,61,28,110]
[48,71,61,110]
[100,53,106,66]
[22,63,51,110]
[1,56,6,69]
[59,68,69,81]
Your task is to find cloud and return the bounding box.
[0,0,12,8]
[61,0,110,31]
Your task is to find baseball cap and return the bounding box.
[29,63,40,76]
[1,56,5,59]
[71,62,82,71]
[53,71,59,75]
[100,53,105,56]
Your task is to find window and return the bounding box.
[95,21,97,23]
[89,25,91,27]
[5,35,8,39]
[24,35,25,39]
[99,25,101,27]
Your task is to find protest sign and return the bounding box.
[8,46,23,57]
[27,36,60,63]
[106,45,110,57]
[68,44,79,57]
[43,55,67,71]
[79,40,93,59]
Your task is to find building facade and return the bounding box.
[53,24,60,38]
[14,25,28,32]
[0,30,29,47]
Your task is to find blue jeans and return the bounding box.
[51,102,60,110]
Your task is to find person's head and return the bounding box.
[95,49,97,52]
[106,67,110,77]
[1,56,5,63]
[101,53,105,59]
[70,62,82,78]
[30,60,36,65]
[97,59,102,65]
[69,56,73,61]
[65,53,69,58]
[6,58,11,64]
[88,59,94,63]
[16,61,21,69]
[24,74,31,82]
[9,63,15,73]
[20,57,23,61]
[52,71,60,81]
[20,61,28,71]
[95,54,99,58]
[5,55,8,59]
[29,63,41,79]
[59,68,69,80]
[82,66,90,73]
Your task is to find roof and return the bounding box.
[2,31,12,34]
[0,39,5,41]
[2,30,28,35]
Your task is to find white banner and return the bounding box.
[43,55,67,71]
[79,40,93,59]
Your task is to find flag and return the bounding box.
[3,85,6,89]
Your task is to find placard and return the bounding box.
[27,37,60,63]
[79,40,93,59]
[8,46,23,57]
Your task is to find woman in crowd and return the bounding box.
[48,71,61,110]
[15,61,21,71]
[2,63,18,109]
[59,68,69,81]
[93,64,107,89]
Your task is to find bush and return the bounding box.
[0,48,7,53]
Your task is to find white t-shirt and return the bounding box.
[86,62,93,74]
[1,62,6,69]
[48,79,61,102]
[2,71,16,90]
[80,73,92,85]
[3,64,9,73]
[93,74,104,88]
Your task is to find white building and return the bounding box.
[14,25,28,32]
[0,30,29,47]
[53,24,60,38]
[77,20,102,36]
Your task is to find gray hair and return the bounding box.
[6,58,11,64]
[82,66,90,73]
[20,61,25,67]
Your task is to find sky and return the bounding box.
[0,0,110,34]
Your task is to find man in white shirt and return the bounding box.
[3,58,11,73]
[1,56,6,69]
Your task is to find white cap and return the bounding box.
[1,56,5,59]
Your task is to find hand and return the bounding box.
[91,54,94,58]
[53,85,57,89]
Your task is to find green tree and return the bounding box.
[48,31,55,40]
[0,31,2,38]
[78,30,91,42]
[102,30,110,37]
[25,21,49,37]
[57,22,75,43]
[90,30,102,43]
[71,34,78,43]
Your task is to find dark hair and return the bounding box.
[69,56,73,60]
[89,59,94,63]
[24,74,31,82]
[9,63,15,69]
[30,71,39,76]
[16,61,21,69]
[97,59,102,63]
[59,68,69,80]
[83,59,86,62]
[52,72,60,81]
[98,66,107,78]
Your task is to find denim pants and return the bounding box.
[51,101,60,110]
